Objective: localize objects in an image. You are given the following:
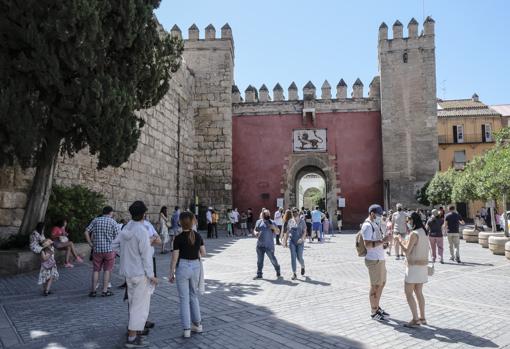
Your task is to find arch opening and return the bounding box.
[295,166,326,210]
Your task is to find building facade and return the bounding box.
[0,18,438,237]
[437,94,505,218]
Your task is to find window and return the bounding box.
[453,125,464,143]
[453,150,466,170]
[482,124,492,142]
[403,51,408,63]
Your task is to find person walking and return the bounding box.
[443,205,465,263]
[396,212,430,327]
[426,209,444,263]
[392,203,408,260]
[323,212,330,238]
[169,211,206,338]
[85,206,120,297]
[38,239,59,296]
[336,209,342,235]
[274,207,283,245]
[254,209,281,279]
[159,206,170,254]
[112,201,157,348]
[282,208,306,280]
[385,212,394,256]
[362,204,391,321]
[211,209,219,238]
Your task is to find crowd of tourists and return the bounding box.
[27,198,472,347]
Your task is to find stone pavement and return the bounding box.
[1,231,509,349]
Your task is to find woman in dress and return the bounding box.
[159,206,170,254]
[396,212,430,327]
[169,211,206,338]
[50,218,82,268]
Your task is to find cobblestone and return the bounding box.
[0,231,509,348]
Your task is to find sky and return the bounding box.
[156,0,510,105]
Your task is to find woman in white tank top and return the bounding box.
[396,212,430,328]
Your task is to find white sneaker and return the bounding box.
[191,323,203,333]
[183,330,191,338]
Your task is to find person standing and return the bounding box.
[385,212,394,256]
[170,206,181,250]
[211,209,219,238]
[336,209,342,235]
[362,204,391,321]
[246,208,254,233]
[85,206,120,297]
[112,201,157,348]
[426,209,444,263]
[311,206,323,242]
[169,211,206,338]
[254,209,281,279]
[206,207,213,239]
[443,205,465,263]
[274,207,283,245]
[323,212,330,238]
[281,208,307,280]
[392,203,408,260]
[396,212,430,327]
[226,209,235,237]
[159,206,170,254]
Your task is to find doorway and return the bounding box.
[296,169,326,210]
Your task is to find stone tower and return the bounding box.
[378,17,438,209]
[182,24,234,210]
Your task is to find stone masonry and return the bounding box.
[378,18,438,208]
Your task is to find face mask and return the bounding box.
[407,223,413,230]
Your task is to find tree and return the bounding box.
[415,180,431,207]
[426,168,455,206]
[0,0,183,234]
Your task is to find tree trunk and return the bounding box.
[503,194,509,237]
[490,201,497,233]
[18,138,60,235]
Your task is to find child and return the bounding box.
[39,239,59,296]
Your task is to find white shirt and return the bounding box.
[274,211,283,226]
[362,220,385,260]
[206,211,212,224]
[233,210,240,223]
[392,211,407,234]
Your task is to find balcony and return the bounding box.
[438,134,494,145]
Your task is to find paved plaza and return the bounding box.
[1,231,509,349]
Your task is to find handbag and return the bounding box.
[59,236,69,243]
[428,263,435,276]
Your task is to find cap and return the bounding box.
[129,201,148,217]
[396,203,403,209]
[368,204,384,215]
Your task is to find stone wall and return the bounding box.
[181,24,234,211]
[378,18,438,209]
[0,64,196,238]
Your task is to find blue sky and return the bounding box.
[156,0,510,105]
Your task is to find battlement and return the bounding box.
[378,17,435,50]
[170,23,233,41]
[232,78,381,104]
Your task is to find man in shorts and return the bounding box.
[362,204,391,321]
[311,206,323,242]
[392,203,408,260]
[85,206,120,297]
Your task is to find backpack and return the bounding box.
[355,220,374,257]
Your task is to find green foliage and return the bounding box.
[426,168,455,205]
[451,156,484,202]
[46,185,105,243]
[0,0,183,169]
[415,180,431,206]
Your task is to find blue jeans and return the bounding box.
[176,259,201,330]
[289,241,305,273]
[256,246,280,277]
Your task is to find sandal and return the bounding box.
[101,290,114,297]
[419,318,427,325]
[88,291,97,297]
[403,319,421,328]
